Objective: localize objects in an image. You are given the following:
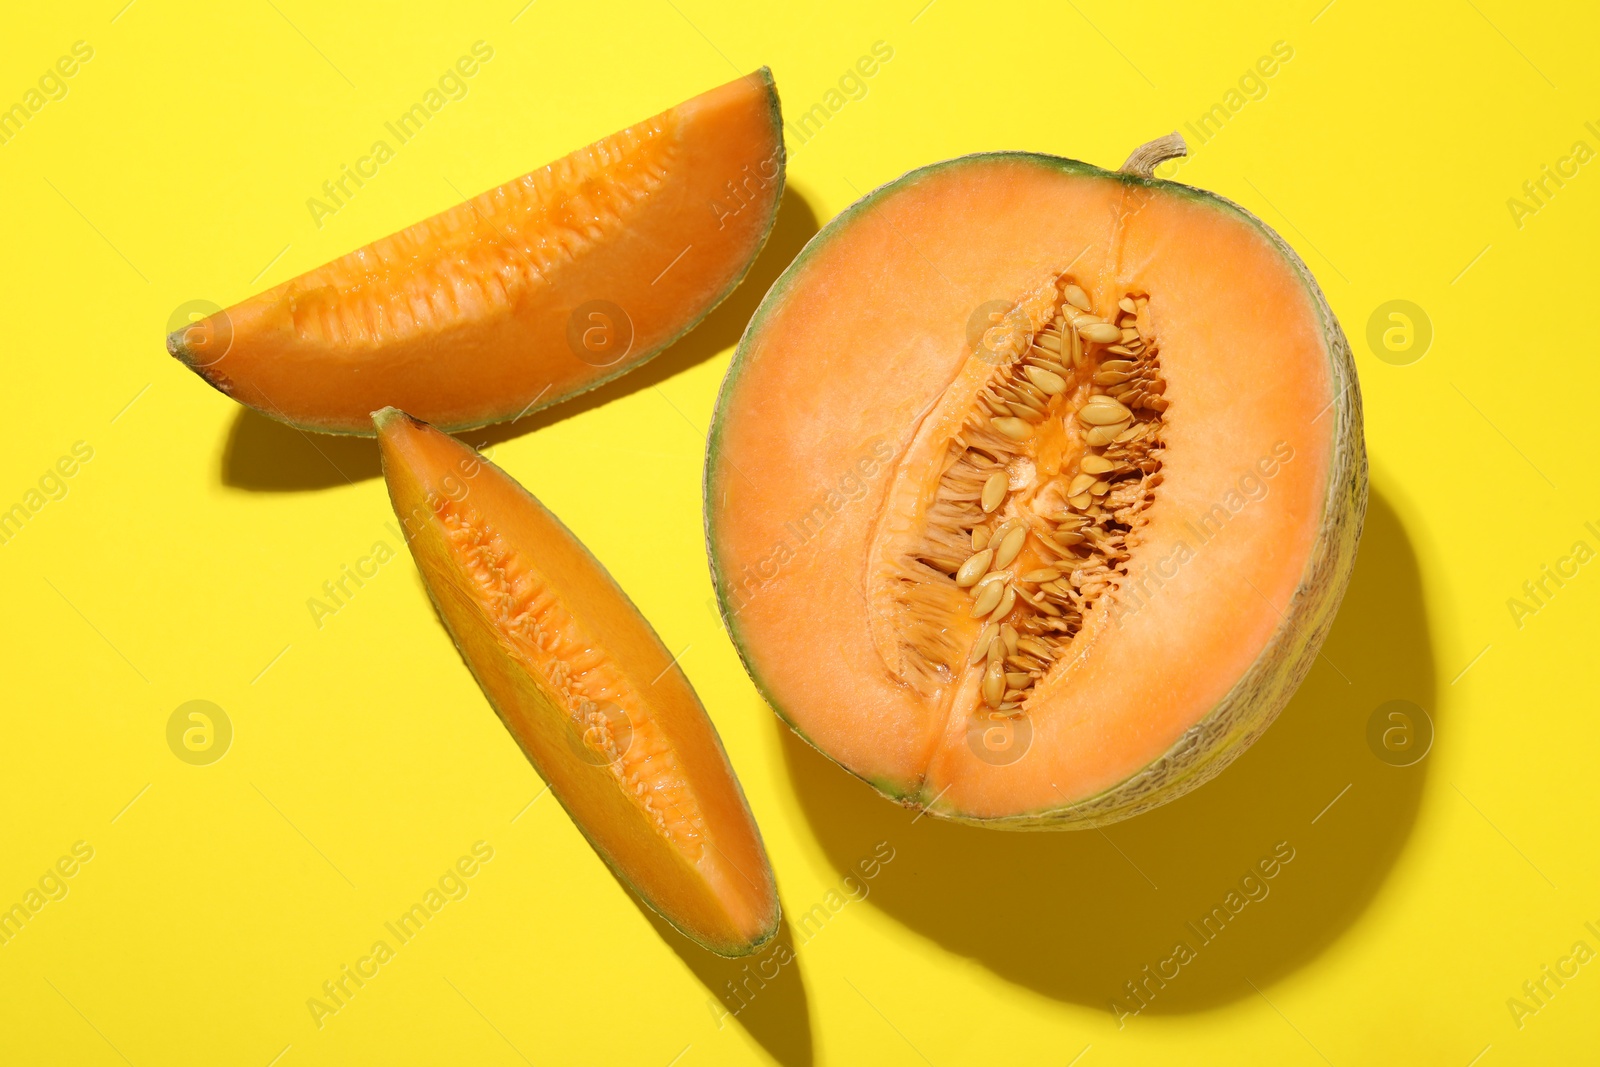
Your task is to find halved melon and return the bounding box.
[171,71,785,434]
[705,136,1365,828]
[376,409,778,952]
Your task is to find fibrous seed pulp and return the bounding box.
[893,275,1169,722]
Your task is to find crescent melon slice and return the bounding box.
[171,71,785,434]
[377,408,778,953]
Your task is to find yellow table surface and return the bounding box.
[3,1,1596,1063]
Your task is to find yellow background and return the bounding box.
[2,1,1596,1063]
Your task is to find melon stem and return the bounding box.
[1119,133,1188,178]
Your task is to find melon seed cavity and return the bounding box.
[902,277,1168,718]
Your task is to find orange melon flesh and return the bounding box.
[171,71,784,434]
[377,409,778,952]
[706,152,1364,827]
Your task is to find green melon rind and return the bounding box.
[704,151,1366,829]
[172,69,786,438]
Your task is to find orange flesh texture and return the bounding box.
[176,72,782,434]
[377,412,777,952]
[709,157,1332,820]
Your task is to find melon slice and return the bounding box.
[705,136,1366,828]
[171,71,785,434]
[377,409,778,952]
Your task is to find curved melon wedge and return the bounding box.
[376,408,778,954]
[171,71,785,434]
[706,139,1365,829]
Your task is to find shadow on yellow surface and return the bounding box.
[629,898,814,1067]
[218,186,823,491]
[783,489,1432,1014]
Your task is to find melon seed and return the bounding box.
[983,659,1005,707]
[981,471,1008,512]
[992,417,1033,441]
[956,548,993,587]
[973,570,1007,593]
[968,623,999,666]
[971,581,1005,616]
[989,585,1017,620]
[1084,423,1127,446]
[1077,398,1132,426]
[1063,283,1091,311]
[994,524,1028,568]
[1024,365,1067,395]
[1085,393,1131,412]
[1078,322,1121,344]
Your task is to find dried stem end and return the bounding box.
[1119,133,1188,179]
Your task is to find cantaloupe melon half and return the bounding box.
[376,409,778,952]
[170,71,784,434]
[705,136,1366,828]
